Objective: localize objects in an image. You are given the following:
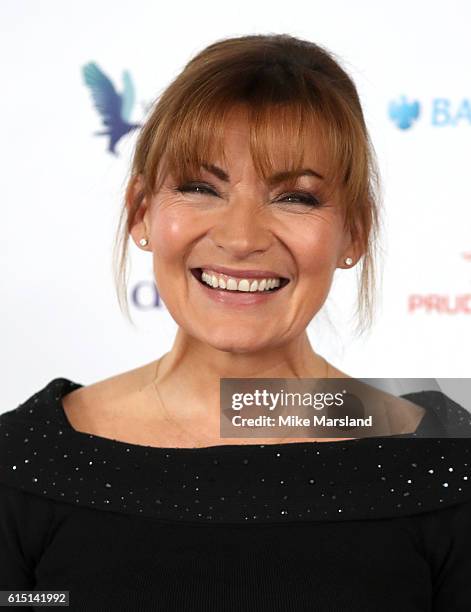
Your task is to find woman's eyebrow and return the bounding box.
[201,163,324,184]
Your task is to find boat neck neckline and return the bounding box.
[49,377,432,455]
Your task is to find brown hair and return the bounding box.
[112,33,382,335]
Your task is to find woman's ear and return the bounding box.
[338,222,365,269]
[127,174,151,250]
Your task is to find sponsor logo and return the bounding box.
[389,96,471,129]
[389,96,420,130]
[130,280,163,311]
[408,252,471,314]
[82,62,142,155]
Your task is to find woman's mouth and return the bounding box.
[190,268,290,293]
[189,267,290,307]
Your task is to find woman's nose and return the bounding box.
[210,196,273,258]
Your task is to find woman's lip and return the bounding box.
[191,265,288,279]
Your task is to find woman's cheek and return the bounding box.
[288,223,340,276]
[151,205,202,261]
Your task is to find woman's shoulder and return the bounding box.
[60,374,118,437]
[1,364,156,439]
[0,377,82,429]
[401,389,471,437]
[60,364,166,445]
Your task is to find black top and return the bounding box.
[1,377,471,611]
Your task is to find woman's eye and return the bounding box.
[278,191,321,207]
[175,183,321,207]
[176,182,217,196]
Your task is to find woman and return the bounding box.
[1,33,471,611]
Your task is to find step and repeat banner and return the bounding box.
[2,0,470,409]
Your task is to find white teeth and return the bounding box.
[200,270,282,292]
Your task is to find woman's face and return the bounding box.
[136,109,353,353]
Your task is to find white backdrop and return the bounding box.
[2,0,470,411]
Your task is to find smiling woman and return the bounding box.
[2,33,471,612]
[133,103,361,321]
[116,35,381,336]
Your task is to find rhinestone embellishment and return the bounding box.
[1,378,471,524]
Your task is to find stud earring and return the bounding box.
[139,238,148,247]
[344,257,353,266]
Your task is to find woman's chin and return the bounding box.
[198,330,278,354]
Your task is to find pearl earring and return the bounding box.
[139,238,148,247]
[344,257,353,266]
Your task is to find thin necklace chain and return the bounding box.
[151,355,330,448]
[151,356,213,448]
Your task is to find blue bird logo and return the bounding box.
[388,96,421,130]
[82,62,142,155]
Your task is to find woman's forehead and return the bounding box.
[216,111,330,173]
[158,102,339,189]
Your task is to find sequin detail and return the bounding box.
[0,378,471,524]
